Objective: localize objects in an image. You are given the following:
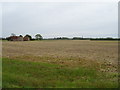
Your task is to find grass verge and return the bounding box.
[2,58,118,88]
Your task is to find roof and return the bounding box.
[10,36,20,39]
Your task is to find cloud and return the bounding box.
[2,2,118,38]
[0,0,119,3]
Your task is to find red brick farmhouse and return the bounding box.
[8,35,30,41]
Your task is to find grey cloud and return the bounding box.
[2,2,118,38]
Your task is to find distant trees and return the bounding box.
[19,35,23,37]
[35,34,43,40]
[6,37,11,41]
[73,37,83,40]
[25,34,32,40]
[72,37,90,40]
[5,33,44,41]
[4,33,120,41]
[90,37,119,40]
[53,37,69,40]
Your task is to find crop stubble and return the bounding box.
[2,40,118,72]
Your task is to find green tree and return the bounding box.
[35,34,43,40]
[25,34,32,40]
[19,35,23,37]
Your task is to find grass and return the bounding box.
[2,40,118,88]
[2,58,118,88]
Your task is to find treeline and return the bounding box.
[90,37,120,40]
[1,33,43,41]
[45,37,90,40]
[44,37,120,40]
[1,34,120,41]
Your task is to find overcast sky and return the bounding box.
[1,2,118,38]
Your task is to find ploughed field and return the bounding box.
[2,40,118,88]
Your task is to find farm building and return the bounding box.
[23,36,30,41]
[7,35,30,41]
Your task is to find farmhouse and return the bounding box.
[8,35,30,41]
[23,36,30,41]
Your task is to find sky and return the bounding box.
[1,2,118,38]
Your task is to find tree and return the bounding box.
[19,35,23,37]
[25,34,32,40]
[35,34,43,40]
[6,37,11,41]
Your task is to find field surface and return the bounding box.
[2,40,118,88]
